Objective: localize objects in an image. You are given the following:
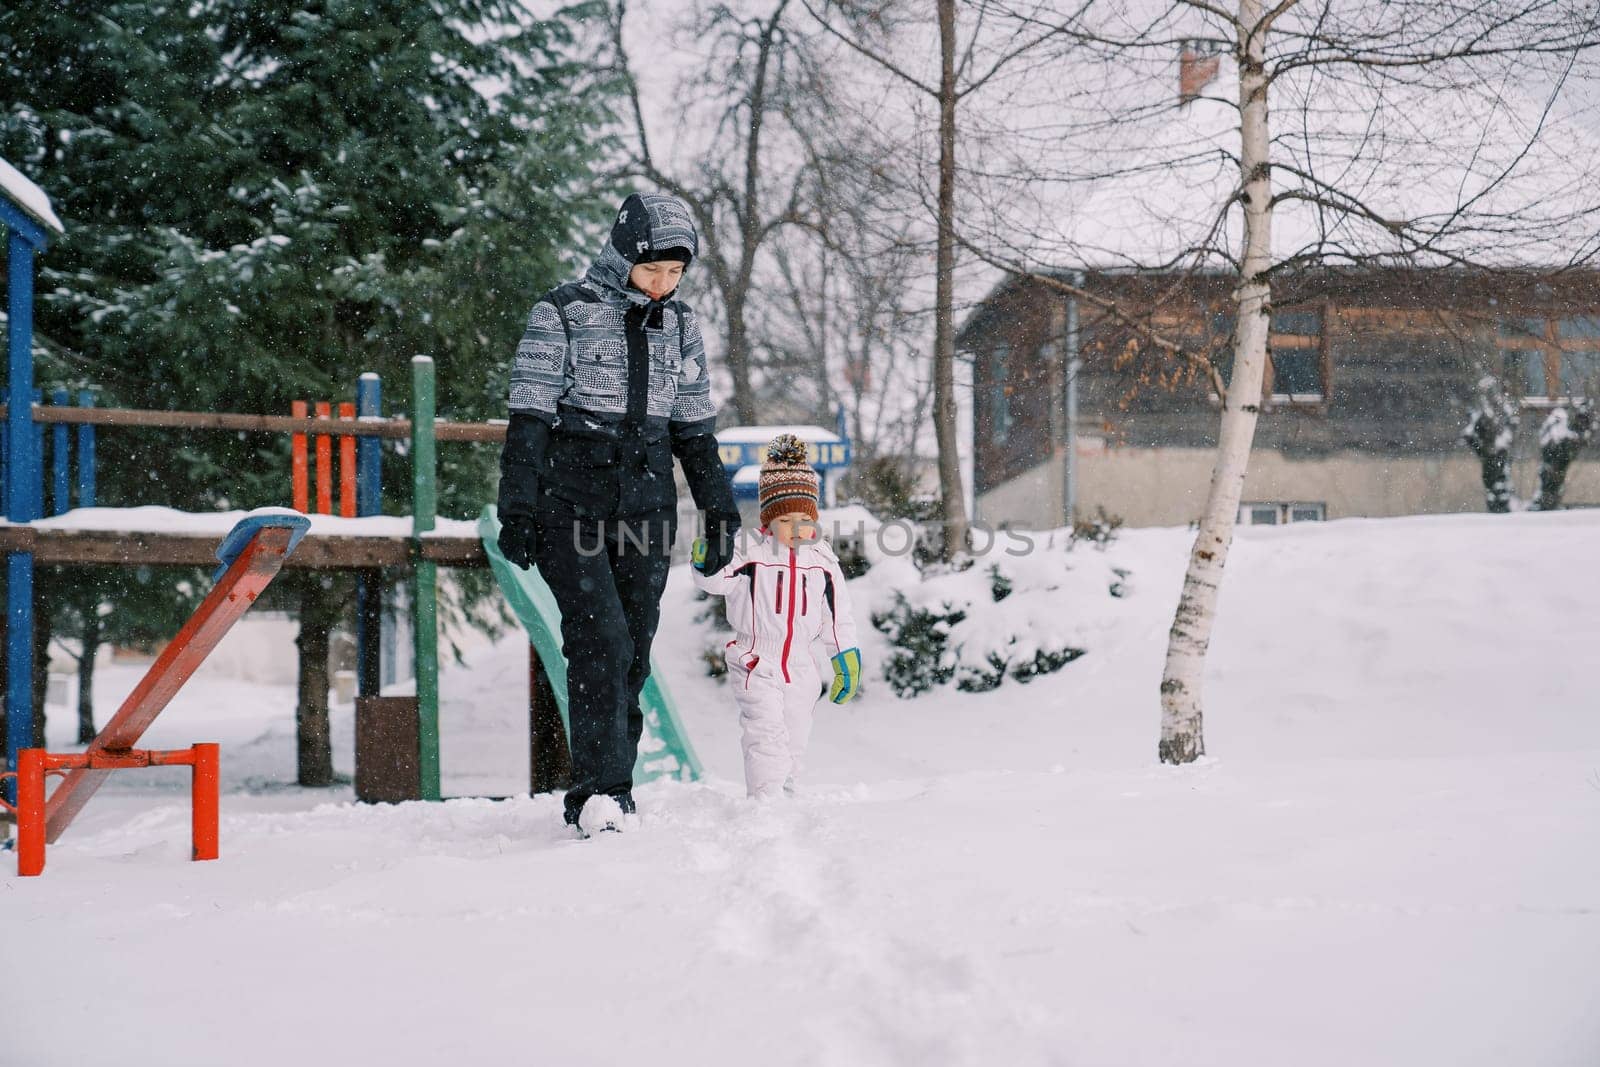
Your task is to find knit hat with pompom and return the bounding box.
[758,433,820,527]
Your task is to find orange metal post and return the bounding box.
[315,401,333,515]
[191,743,219,861]
[338,402,356,518]
[17,748,46,877]
[291,400,309,512]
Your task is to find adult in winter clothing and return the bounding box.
[497,192,741,834]
[691,434,861,799]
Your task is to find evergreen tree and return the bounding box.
[3,0,610,512]
[2,1,614,762]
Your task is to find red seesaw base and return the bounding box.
[1,744,219,877]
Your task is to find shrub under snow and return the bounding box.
[864,528,1128,699]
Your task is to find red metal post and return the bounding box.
[315,401,333,515]
[291,400,309,513]
[191,743,219,861]
[17,748,46,876]
[44,527,297,842]
[338,401,356,518]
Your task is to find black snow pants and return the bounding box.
[534,505,676,821]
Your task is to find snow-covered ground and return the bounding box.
[5,511,1599,1066]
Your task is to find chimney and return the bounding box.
[1179,40,1221,106]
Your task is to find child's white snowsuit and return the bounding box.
[692,530,858,798]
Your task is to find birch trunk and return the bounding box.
[1159,0,1275,764]
[933,0,970,557]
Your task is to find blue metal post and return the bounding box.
[51,387,69,515]
[356,373,381,516]
[6,232,40,803]
[31,389,43,520]
[77,390,95,507]
[355,374,382,698]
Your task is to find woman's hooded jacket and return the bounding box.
[500,193,736,521]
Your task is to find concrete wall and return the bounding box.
[975,452,1067,530]
[977,443,1600,529]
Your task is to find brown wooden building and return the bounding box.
[958,267,1600,528]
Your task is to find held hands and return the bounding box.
[828,648,862,704]
[497,514,539,570]
[696,508,741,575]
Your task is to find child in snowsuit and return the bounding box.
[691,435,861,799]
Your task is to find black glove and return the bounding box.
[673,425,739,515]
[498,514,539,569]
[497,412,551,570]
[699,507,741,576]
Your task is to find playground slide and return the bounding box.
[478,507,701,785]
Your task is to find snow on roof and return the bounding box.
[716,424,844,445]
[0,155,64,236]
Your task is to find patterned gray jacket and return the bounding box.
[501,193,736,520]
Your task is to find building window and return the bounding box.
[1239,501,1326,525]
[1268,308,1325,403]
[990,342,1013,443]
[1557,315,1600,397]
[1206,306,1327,403]
[1498,315,1600,402]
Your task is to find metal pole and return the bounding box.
[338,402,356,518]
[191,743,220,861]
[355,374,382,699]
[76,390,95,507]
[31,388,43,520]
[51,388,69,515]
[356,374,381,515]
[16,747,46,876]
[410,356,440,800]
[314,400,333,515]
[6,233,38,806]
[1064,270,1083,529]
[291,400,309,513]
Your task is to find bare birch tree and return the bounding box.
[1024,0,1600,763]
[941,0,1598,761]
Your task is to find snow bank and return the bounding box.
[5,510,1599,1066]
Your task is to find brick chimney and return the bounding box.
[1179,40,1221,106]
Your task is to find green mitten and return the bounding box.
[828,648,862,704]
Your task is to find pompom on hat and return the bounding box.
[758,433,820,527]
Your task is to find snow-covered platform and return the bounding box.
[0,507,487,568]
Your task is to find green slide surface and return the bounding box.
[479,507,702,784]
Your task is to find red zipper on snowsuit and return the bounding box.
[779,546,797,682]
